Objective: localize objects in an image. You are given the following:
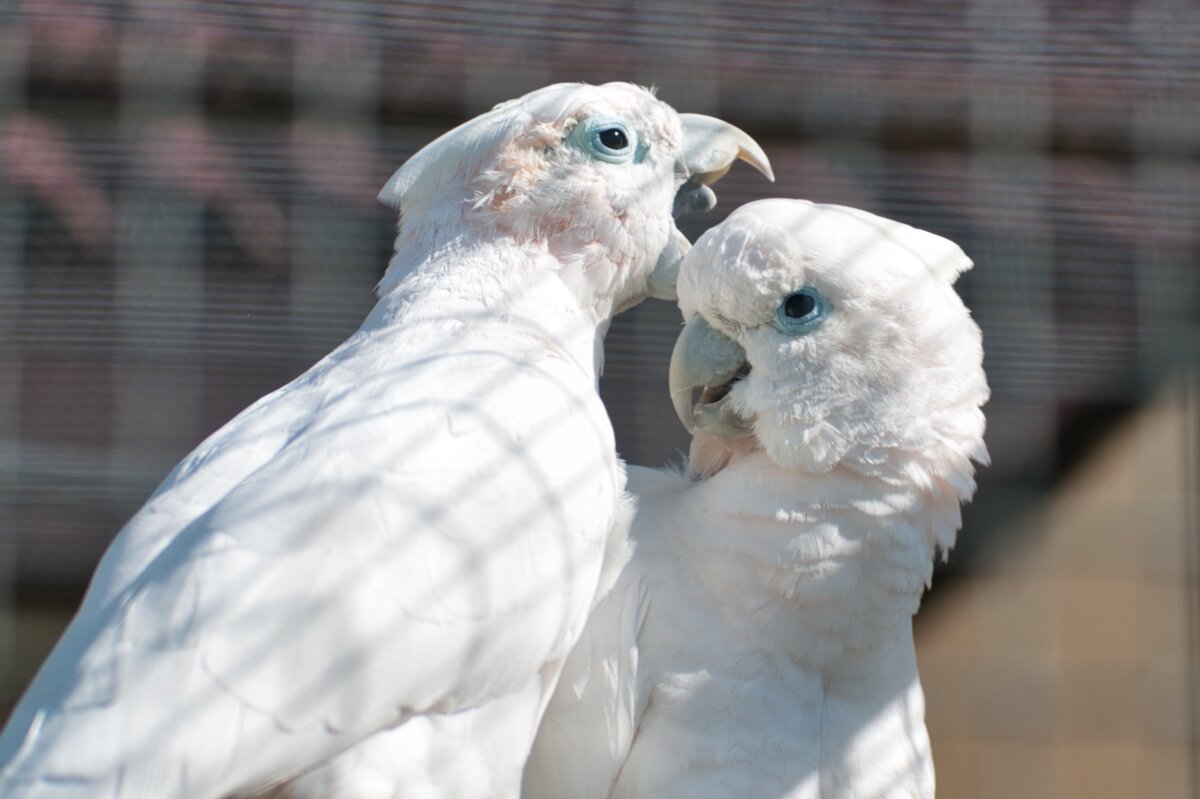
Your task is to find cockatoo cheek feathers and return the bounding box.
[679,199,989,490]
[378,83,686,307]
[475,114,671,235]
[467,93,681,307]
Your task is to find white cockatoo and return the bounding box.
[0,83,772,799]
[525,199,989,798]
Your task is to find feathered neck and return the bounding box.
[686,451,940,666]
[692,424,978,558]
[677,450,938,794]
[375,194,644,328]
[365,227,606,379]
[691,341,989,558]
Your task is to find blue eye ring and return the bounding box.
[569,118,638,164]
[772,287,828,335]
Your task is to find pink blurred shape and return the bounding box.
[0,112,115,252]
[143,118,288,272]
[290,122,385,208]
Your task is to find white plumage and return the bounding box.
[0,83,770,799]
[525,199,989,798]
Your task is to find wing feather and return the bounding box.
[1,337,620,797]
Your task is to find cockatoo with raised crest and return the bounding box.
[0,83,772,799]
[525,199,988,799]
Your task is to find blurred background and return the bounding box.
[0,0,1196,795]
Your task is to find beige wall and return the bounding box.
[918,376,1199,798]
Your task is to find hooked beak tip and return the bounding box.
[671,388,698,433]
[678,113,774,186]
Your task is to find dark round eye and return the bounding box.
[783,292,817,319]
[572,120,637,163]
[598,127,629,151]
[773,287,828,335]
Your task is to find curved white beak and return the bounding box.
[679,113,775,185]
[668,315,754,437]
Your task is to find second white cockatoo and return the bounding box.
[0,83,772,799]
[525,199,989,798]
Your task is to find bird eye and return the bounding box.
[570,119,638,164]
[772,288,827,334]
[597,127,628,151]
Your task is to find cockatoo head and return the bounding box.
[377,83,772,315]
[670,199,989,494]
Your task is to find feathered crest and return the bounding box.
[377,105,524,216]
